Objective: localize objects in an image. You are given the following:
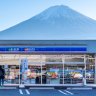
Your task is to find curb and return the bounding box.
[30,87,54,89]
[67,87,92,90]
[0,87,17,89]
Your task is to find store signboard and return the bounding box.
[0,46,87,53]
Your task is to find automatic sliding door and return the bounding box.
[64,55,85,84]
[64,64,84,84]
[42,55,63,85]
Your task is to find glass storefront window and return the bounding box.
[0,54,95,86]
[4,65,19,84]
[21,64,42,84]
[64,64,84,84]
[86,58,95,84]
[42,64,63,84]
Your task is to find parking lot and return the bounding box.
[0,88,96,96]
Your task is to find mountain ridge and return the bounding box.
[0,5,96,40]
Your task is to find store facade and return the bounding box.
[0,40,96,87]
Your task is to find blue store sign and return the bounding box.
[0,46,87,53]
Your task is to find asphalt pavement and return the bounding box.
[0,88,96,96]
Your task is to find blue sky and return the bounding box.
[0,0,96,31]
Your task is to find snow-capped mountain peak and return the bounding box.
[34,5,92,21]
[0,5,96,40]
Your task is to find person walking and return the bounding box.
[0,66,5,87]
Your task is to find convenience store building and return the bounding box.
[0,40,96,87]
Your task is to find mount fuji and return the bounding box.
[0,5,96,40]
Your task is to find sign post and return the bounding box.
[19,58,28,88]
[21,58,28,73]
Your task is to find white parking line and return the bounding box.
[65,90,74,95]
[58,90,68,95]
[19,89,23,95]
[25,89,30,95]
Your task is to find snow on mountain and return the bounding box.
[0,5,96,40]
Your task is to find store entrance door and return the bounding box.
[64,63,85,85]
[63,55,85,86]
